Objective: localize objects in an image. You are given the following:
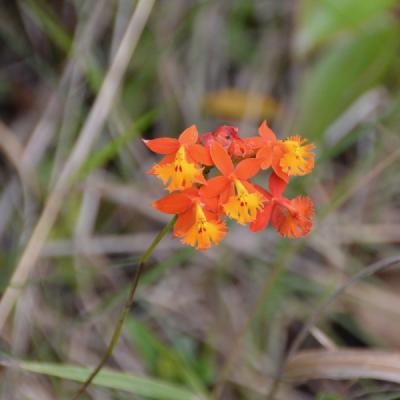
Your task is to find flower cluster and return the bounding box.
[144,121,315,250]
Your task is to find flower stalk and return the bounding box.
[72,216,177,400]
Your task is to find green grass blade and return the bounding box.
[125,318,208,395]
[296,21,400,141]
[297,0,399,53]
[23,0,72,53]
[19,360,201,400]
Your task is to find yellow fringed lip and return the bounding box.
[153,146,204,192]
[181,204,227,250]
[223,180,263,225]
[279,136,315,176]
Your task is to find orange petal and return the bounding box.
[152,192,193,214]
[196,172,206,185]
[256,144,273,170]
[252,183,271,201]
[174,207,196,236]
[143,138,179,154]
[199,175,230,198]
[235,158,261,180]
[179,125,198,145]
[210,141,234,176]
[250,203,273,232]
[258,121,276,141]
[269,172,287,196]
[186,143,213,165]
[202,196,220,213]
[219,185,233,207]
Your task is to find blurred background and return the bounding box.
[1,0,400,399]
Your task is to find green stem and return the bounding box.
[72,216,177,400]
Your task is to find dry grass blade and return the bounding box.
[0,122,39,194]
[0,0,156,332]
[286,349,400,384]
[266,255,400,399]
[287,255,400,360]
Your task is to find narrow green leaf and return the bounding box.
[125,318,208,394]
[295,21,400,141]
[23,0,72,53]
[297,0,399,54]
[19,360,201,400]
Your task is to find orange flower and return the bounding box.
[253,121,289,181]
[145,121,316,249]
[200,141,263,225]
[272,196,313,238]
[250,172,314,238]
[144,126,212,192]
[153,188,226,250]
[254,121,315,181]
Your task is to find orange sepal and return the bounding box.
[199,175,230,198]
[152,192,193,214]
[187,143,213,165]
[235,158,261,180]
[271,143,289,182]
[256,143,273,170]
[269,172,287,197]
[174,207,195,236]
[201,196,220,213]
[250,203,273,232]
[258,121,276,142]
[143,138,179,154]
[195,172,207,185]
[179,125,198,145]
[210,141,234,176]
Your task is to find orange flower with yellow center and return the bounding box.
[152,188,226,250]
[180,203,227,250]
[253,121,315,182]
[152,146,202,192]
[144,126,212,192]
[200,141,263,225]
